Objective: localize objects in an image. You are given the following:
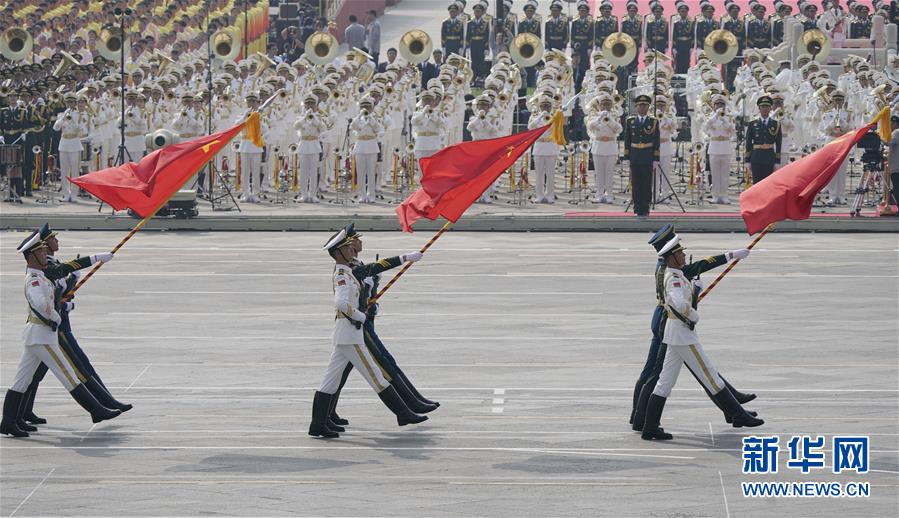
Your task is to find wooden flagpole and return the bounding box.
[697,224,774,302]
[368,221,453,307]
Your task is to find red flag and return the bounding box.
[70,118,251,217]
[740,122,875,234]
[396,112,562,232]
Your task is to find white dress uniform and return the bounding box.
[294,109,327,203]
[657,109,678,200]
[702,108,736,203]
[318,264,389,394]
[411,107,446,181]
[652,266,725,399]
[53,109,87,202]
[586,110,623,203]
[9,267,81,394]
[467,107,502,202]
[818,106,854,203]
[529,110,559,203]
[351,111,385,203]
[235,110,266,202]
[120,105,148,162]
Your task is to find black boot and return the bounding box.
[69,384,121,423]
[632,382,653,431]
[328,390,349,426]
[629,379,643,425]
[15,392,37,432]
[391,376,438,414]
[308,391,339,438]
[0,390,29,437]
[22,388,46,425]
[641,394,673,441]
[713,388,764,428]
[85,377,133,412]
[326,419,345,433]
[721,376,756,404]
[378,386,428,426]
[395,368,439,407]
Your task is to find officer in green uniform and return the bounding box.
[518,0,541,88]
[620,2,643,91]
[695,2,719,51]
[1,88,25,200]
[744,95,782,185]
[594,2,618,50]
[672,2,695,74]
[645,2,669,54]
[721,2,746,91]
[570,1,594,92]
[544,1,569,51]
[466,3,491,82]
[746,3,772,49]
[631,224,757,430]
[850,4,873,38]
[624,95,660,217]
[771,2,792,46]
[442,3,465,58]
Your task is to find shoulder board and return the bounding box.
[612,16,618,22]
[484,14,493,22]
[627,115,636,121]
[535,14,543,23]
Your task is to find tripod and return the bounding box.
[112,8,133,169]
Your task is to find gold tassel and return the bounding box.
[550,110,567,146]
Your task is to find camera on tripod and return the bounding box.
[856,130,884,172]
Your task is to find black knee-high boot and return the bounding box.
[328,364,353,426]
[641,394,673,441]
[394,367,439,407]
[712,388,764,428]
[309,391,339,438]
[69,384,121,423]
[721,375,756,404]
[378,386,427,426]
[85,377,133,412]
[391,374,438,414]
[629,379,643,424]
[22,363,48,424]
[0,390,29,437]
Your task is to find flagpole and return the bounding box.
[368,220,453,307]
[697,223,774,302]
[62,115,260,301]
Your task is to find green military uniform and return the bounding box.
[744,96,782,184]
[746,15,772,49]
[624,95,660,216]
[571,12,594,91]
[645,13,669,53]
[441,14,465,57]
[544,14,569,51]
[593,12,618,49]
[694,15,719,49]
[672,13,695,74]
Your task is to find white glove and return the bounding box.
[728,248,751,261]
[63,302,75,312]
[363,277,375,289]
[403,251,423,263]
[693,278,705,291]
[690,311,700,324]
[91,252,114,264]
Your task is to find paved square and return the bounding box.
[1,230,896,517]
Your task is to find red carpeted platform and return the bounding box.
[564,210,883,218]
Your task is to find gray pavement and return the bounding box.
[0,230,897,517]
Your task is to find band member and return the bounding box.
[411,91,446,182]
[818,90,853,204]
[586,95,622,203]
[545,1,570,51]
[309,224,427,438]
[52,93,85,203]
[744,95,782,185]
[672,2,695,74]
[642,233,763,440]
[121,90,148,163]
[529,95,560,204]
[351,97,384,203]
[624,95,660,217]
[703,95,737,204]
[442,3,466,57]
[294,93,327,203]
[655,96,678,201]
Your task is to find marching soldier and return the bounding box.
[641,232,763,440]
[632,226,759,436]
[747,3,772,49]
[672,2,695,74]
[623,95,659,217]
[570,1,594,92]
[644,2,669,54]
[594,2,618,50]
[309,224,427,438]
[442,3,466,59]
[721,2,746,91]
[466,2,491,83]
[1,232,120,438]
[545,1,569,52]
[744,95,782,185]
[294,93,327,203]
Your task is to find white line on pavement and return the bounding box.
[9,467,55,517]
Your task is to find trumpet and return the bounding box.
[426,106,434,115]
[600,111,611,124]
[288,143,298,155]
[498,92,509,103]
[331,90,341,100]
[277,89,288,99]
[361,109,370,117]
[306,112,314,121]
[478,110,487,120]
[385,85,395,95]
[165,91,175,101]
[453,76,464,86]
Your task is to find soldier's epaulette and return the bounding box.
[627,115,636,120]
[535,14,542,23]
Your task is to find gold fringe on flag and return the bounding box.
[550,110,567,146]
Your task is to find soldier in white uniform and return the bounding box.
[529,96,559,204]
[702,95,737,204]
[586,94,623,203]
[411,91,446,184]
[641,234,764,441]
[351,97,385,203]
[0,233,121,438]
[309,224,428,438]
[236,93,263,203]
[294,93,327,203]
[467,95,501,203]
[120,90,148,162]
[818,90,853,205]
[53,94,86,203]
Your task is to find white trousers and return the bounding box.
[653,343,725,399]
[354,153,378,201]
[414,148,439,185]
[321,140,335,188]
[240,152,261,197]
[10,343,82,393]
[827,158,848,200]
[124,144,145,163]
[709,154,731,200]
[592,153,617,199]
[299,153,319,201]
[655,153,673,198]
[534,155,556,201]
[59,151,80,198]
[319,343,389,394]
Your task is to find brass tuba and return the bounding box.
[254,52,276,77]
[304,31,338,66]
[399,30,433,65]
[704,29,739,65]
[0,27,33,62]
[796,29,831,63]
[510,32,544,68]
[154,50,175,76]
[212,28,240,61]
[602,32,637,68]
[97,27,130,61]
[53,51,80,77]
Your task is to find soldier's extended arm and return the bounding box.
[681,254,728,278]
[44,253,111,281]
[352,255,415,280]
